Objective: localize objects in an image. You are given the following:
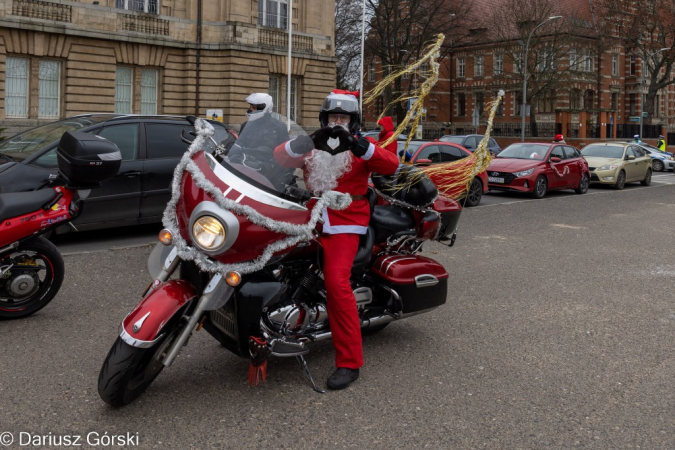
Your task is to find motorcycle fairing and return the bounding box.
[0,187,75,247]
[121,280,197,346]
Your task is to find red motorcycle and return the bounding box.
[0,132,121,318]
[98,116,461,406]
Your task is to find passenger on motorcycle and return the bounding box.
[274,90,399,390]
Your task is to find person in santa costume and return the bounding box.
[274,90,399,390]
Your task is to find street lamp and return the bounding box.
[520,15,562,142]
[639,47,669,140]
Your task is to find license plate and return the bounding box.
[488,176,504,183]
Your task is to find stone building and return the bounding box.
[363,0,674,141]
[0,0,337,135]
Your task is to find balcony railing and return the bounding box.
[12,0,72,22]
[117,13,169,36]
[259,28,313,52]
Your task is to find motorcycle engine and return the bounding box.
[266,270,328,336]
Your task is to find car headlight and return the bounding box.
[513,168,534,177]
[192,216,226,250]
[670,156,674,161]
[598,165,619,171]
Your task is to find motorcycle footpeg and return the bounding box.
[269,339,309,357]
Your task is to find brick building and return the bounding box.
[0,0,337,136]
[363,0,673,142]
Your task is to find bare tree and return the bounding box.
[364,0,472,124]
[335,0,364,90]
[598,0,675,124]
[482,0,584,136]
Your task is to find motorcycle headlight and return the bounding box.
[598,164,619,171]
[192,216,226,250]
[513,168,534,177]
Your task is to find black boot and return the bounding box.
[327,368,360,390]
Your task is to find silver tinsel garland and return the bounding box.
[161,118,352,275]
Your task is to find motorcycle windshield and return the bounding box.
[218,112,307,200]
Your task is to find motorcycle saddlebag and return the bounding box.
[372,165,438,207]
[371,254,448,315]
[57,131,121,185]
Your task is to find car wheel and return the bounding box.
[575,173,589,194]
[614,170,626,190]
[641,168,652,186]
[465,178,483,207]
[652,160,664,172]
[531,176,547,199]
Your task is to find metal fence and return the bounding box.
[488,122,556,138]
[616,123,662,139]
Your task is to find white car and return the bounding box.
[635,143,675,172]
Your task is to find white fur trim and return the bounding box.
[285,139,304,158]
[361,143,375,160]
[321,208,367,235]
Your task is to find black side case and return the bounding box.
[57,131,121,186]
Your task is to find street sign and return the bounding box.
[629,116,640,122]
[407,97,418,111]
[642,111,648,118]
[415,125,423,140]
[207,109,223,122]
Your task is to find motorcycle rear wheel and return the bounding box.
[0,236,64,319]
[98,325,180,407]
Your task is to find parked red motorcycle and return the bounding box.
[98,116,461,406]
[0,132,121,318]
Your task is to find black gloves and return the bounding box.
[310,127,333,151]
[289,134,314,155]
[329,127,357,153]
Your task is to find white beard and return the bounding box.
[306,150,353,194]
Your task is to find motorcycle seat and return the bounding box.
[370,205,415,244]
[0,190,58,223]
[352,226,375,276]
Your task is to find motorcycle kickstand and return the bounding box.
[295,355,325,394]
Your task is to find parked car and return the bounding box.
[581,142,652,189]
[362,130,408,141]
[634,142,675,172]
[398,140,489,206]
[438,134,502,155]
[486,142,590,199]
[0,114,232,232]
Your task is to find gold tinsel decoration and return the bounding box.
[419,90,504,201]
[364,34,445,157]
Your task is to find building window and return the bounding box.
[458,92,466,116]
[570,88,582,110]
[654,95,659,117]
[583,49,595,72]
[583,90,595,110]
[368,62,375,82]
[630,93,636,115]
[258,0,288,29]
[537,47,555,72]
[611,92,618,110]
[290,77,298,123]
[269,75,279,113]
[495,92,504,115]
[569,48,578,70]
[402,70,409,81]
[475,55,484,77]
[140,69,158,115]
[457,57,465,78]
[538,90,556,113]
[630,55,636,76]
[494,53,503,75]
[514,52,523,73]
[475,92,484,114]
[115,67,133,114]
[38,61,60,119]
[420,61,428,75]
[515,92,523,116]
[5,57,29,118]
[612,54,619,76]
[115,0,158,14]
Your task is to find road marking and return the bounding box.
[551,224,587,229]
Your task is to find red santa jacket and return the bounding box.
[274,139,399,235]
[377,116,398,155]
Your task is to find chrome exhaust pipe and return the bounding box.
[308,314,396,342]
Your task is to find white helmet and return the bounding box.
[245,93,273,116]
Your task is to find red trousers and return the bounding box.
[321,233,363,369]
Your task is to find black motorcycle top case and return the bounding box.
[57,131,122,185]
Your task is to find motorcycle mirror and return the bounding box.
[186,115,197,126]
[415,158,432,166]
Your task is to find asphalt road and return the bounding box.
[3,183,675,449]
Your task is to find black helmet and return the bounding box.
[319,92,360,134]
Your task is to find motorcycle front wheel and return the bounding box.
[98,325,181,407]
[0,236,64,319]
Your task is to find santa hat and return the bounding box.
[329,89,360,100]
